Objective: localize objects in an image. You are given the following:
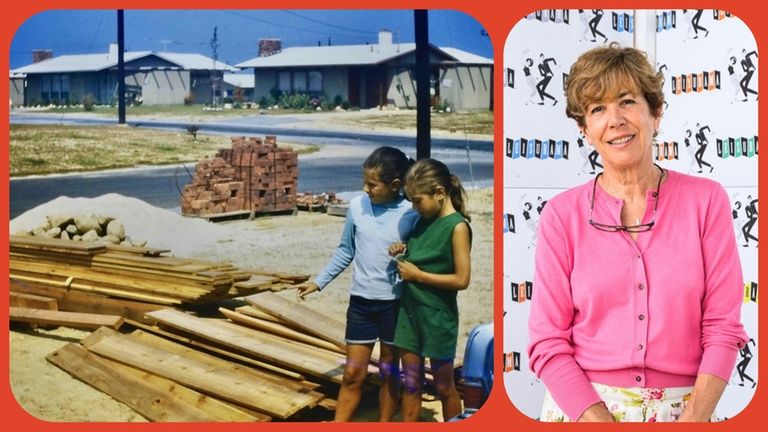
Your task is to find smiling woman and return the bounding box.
[527,43,748,423]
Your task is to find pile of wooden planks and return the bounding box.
[9,235,308,306]
[181,135,298,216]
[43,292,368,421]
[47,327,326,421]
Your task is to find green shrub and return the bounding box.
[184,93,195,106]
[279,92,311,110]
[269,87,282,101]
[82,94,96,112]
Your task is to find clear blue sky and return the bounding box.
[10,9,493,69]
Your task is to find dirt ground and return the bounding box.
[8,185,494,422]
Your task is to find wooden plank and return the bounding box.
[10,272,183,305]
[10,261,222,297]
[242,269,311,284]
[123,318,308,381]
[10,235,106,254]
[234,305,284,323]
[245,292,346,349]
[9,307,123,330]
[82,328,320,418]
[232,274,280,290]
[9,292,58,310]
[145,309,348,383]
[318,398,338,411]
[105,243,171,256]
[10,279,165,324]
[46,342,266,421]
[125,329,322,394]
[219,307,344,354]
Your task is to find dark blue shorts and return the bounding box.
[345,296,400,345]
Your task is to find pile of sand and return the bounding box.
[10,193,232,256]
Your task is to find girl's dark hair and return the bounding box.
[363,146,415,184]
[404,158,470,221]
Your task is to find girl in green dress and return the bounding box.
[388,158,472,421]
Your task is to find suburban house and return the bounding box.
[222,73,255,101]
[11,44,238,106]
[236,31,493,111]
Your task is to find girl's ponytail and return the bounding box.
[449,174,470,222]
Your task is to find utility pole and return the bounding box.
[117,9,125,124]
[414,10,431,159]
[210,27,220,107]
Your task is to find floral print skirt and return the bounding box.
[540,383,717,422]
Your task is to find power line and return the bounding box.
[279,10,378,35]
[87,11,108,54]
[217,10,375,42]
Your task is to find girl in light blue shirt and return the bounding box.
[296,146,419,421]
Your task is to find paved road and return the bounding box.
[10,113,493,219]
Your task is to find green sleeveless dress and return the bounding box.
[393,211,471,359]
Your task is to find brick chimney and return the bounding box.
[258,39,282,57]
[32,50,53,63]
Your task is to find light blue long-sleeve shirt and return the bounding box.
[314,194,419,300]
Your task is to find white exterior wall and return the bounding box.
[9,78,24,107]
[137,70,191,105]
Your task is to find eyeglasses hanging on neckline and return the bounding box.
[588,164,665,233]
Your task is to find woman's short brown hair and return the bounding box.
[565,43,664,128]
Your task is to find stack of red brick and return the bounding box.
[181,136,298,216]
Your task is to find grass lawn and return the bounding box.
[10,124,317,177]
[30,105,494,136]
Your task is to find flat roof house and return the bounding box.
[236,30,493,111]
[12,44,238,106]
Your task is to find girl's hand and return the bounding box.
[295,281,320,301]
[396,260,421,282]
[389,242,407,257]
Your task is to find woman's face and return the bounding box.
[580,91,661,172]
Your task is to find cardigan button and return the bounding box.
[639,284,645,290]
[637,344,644,350]
[635,376,642,382]
[639,314,645,321]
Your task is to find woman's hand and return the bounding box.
[396,260,422,282]
[295,281,320,301]
[676,373,726,422]
[389,242,407,257]
[576,402,615,422]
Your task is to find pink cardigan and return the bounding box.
[527,169,748,420]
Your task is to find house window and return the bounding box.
[278,71,291,92]
[293,72,307,92]
[40,74,70,103]
[41,75,51,102]
[60,75,70,102]
[308,71,322,92]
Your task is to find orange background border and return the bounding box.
[1,1,765,431]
